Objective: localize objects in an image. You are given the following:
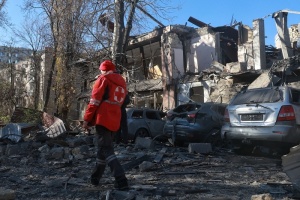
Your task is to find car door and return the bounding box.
[144,110,166,137]
[127,109,146,140]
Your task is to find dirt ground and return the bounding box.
[0,136,298,200]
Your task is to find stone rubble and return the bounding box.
[0,134,297,200]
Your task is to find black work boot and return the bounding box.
[114,176,129,190]
[90,164,105,186]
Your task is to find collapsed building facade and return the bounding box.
[76,10,300,120]
[124,11,300,110]
[122,18,267,111]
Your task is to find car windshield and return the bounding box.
[231,88,282,105]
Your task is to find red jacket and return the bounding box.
[84,71,127,131]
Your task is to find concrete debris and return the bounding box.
[134,137,155,149]
[0,109,300,200]
[251,193,274,200]
[282,144,300,193]
[0,133,297,199]
[0,187,16,200]
[247,71,282,90]
[122,154,151,171]
[225,62,247,73]
[153,147,167,163]
[139,161,155,172]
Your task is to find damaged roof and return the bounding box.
[77,79,163,99]
[127,79,163,92]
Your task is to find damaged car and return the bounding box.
[163,102,227,146]
[221,85,300,153]
[126,108,167,141]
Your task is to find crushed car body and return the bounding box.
[163,102,227,146]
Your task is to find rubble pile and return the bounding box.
[0,134,297,200]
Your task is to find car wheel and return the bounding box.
[135,128,149,139]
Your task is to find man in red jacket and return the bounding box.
[82,60,128,190]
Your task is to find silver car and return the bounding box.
[126,108,167,141]
[221,85,300,152]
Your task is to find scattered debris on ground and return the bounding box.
[0,107,299,200]
[0,132,298,200]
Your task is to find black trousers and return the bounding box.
[92,125,126,180]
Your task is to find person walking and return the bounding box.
[82,60,128,190]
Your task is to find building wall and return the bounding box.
[275,23,300,50]
[14,59,33,107]
[187,34,219,73]
[162,26,220,110]
[177,78,230,105]
[207,78,236,104]
[126,41,162,82]
[12,48,55,111]
[253,19,266,70]
[178,82,206,104]
[163,32,184,81]
[0,46,32,65]
[237,19,266,70]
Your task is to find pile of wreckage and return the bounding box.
[1,107,300,199]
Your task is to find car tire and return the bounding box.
[135,128,149,139]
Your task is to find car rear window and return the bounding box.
[231,88,282,105]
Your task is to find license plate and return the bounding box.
[240,114,263,121]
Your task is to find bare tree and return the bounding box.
[103,0,179,70]
[0,0,8,27]
[0,42,21,122]
[14,18,48,110]
[23,0,93,122]
[0,75,11,123]
[0,0,12,123]
[112,0,138,67]
[21,0,179,122]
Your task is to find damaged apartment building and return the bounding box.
[124,20,244,110]
[122,10,300,111]
[77,10,300,120]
